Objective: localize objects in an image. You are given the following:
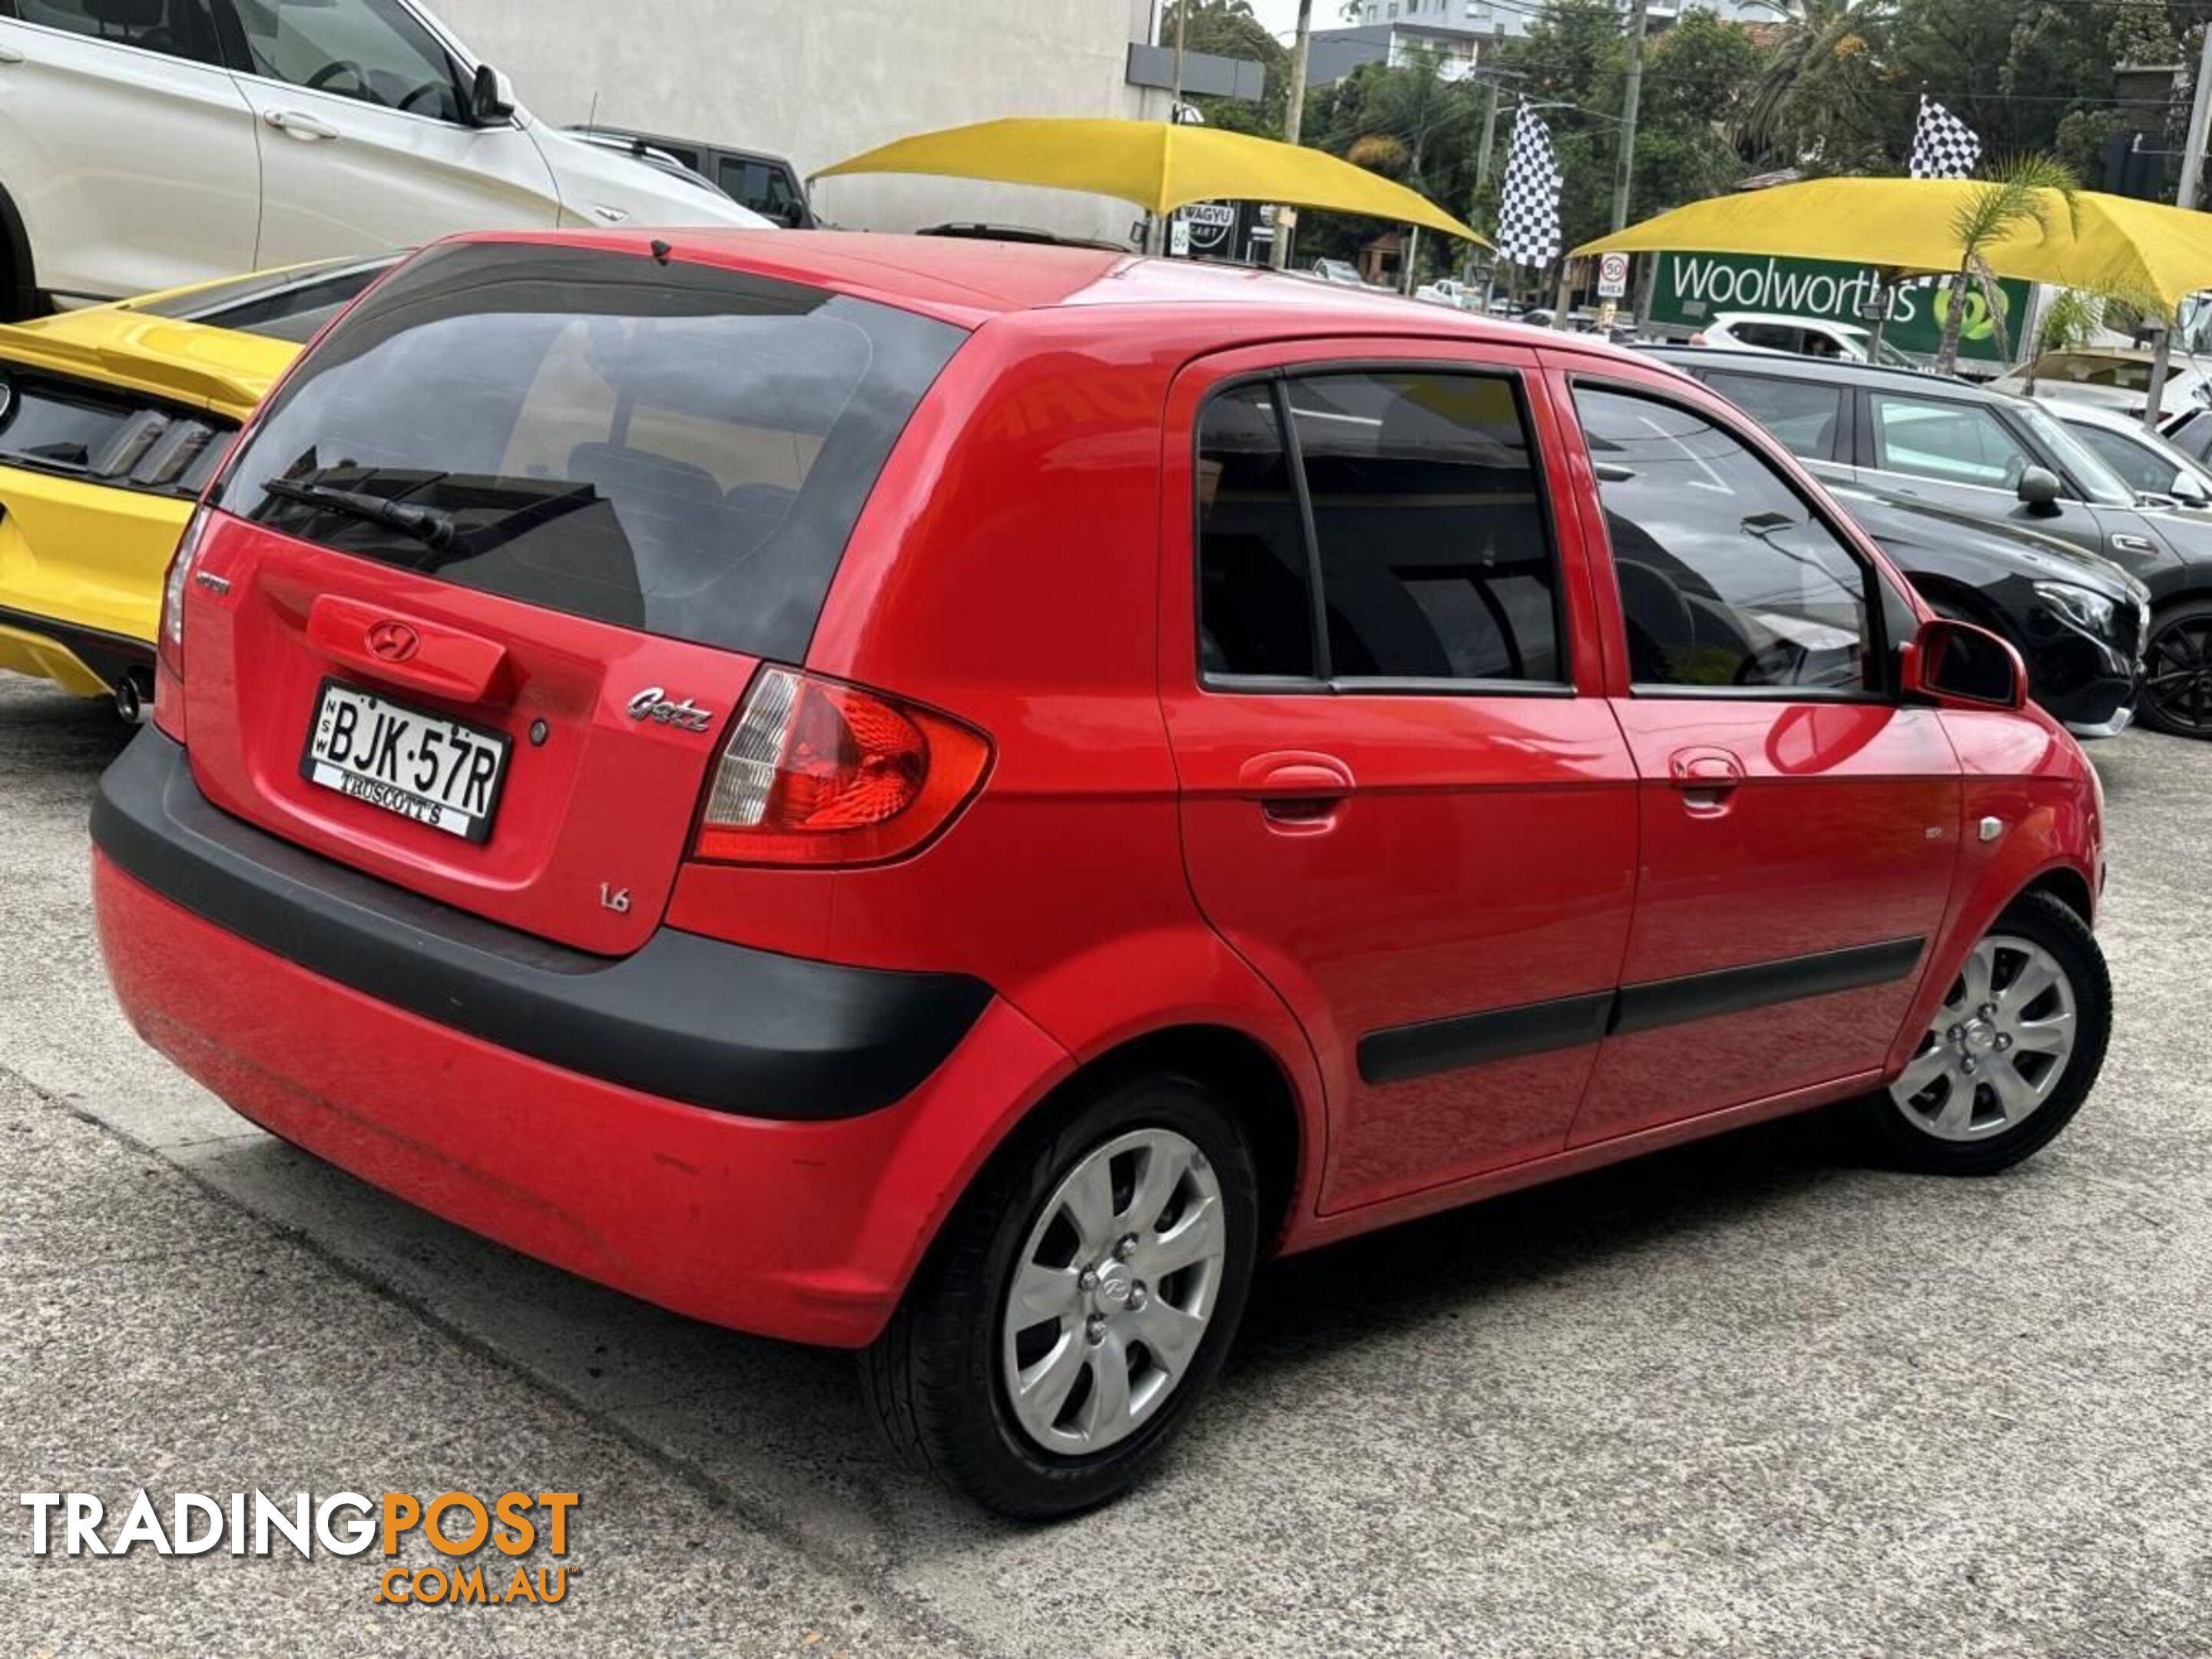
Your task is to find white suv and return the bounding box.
[1693,311,1920,369]
[0,0,768,315]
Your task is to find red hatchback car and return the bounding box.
[92,232,2111,1516]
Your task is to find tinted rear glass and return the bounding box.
[214,240,965,661]
[133,257,399,341]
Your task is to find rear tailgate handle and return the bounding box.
[306,595,509,704]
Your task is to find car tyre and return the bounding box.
[1855,891,2111,1176]
[2138,595,2212,739]
[859,1071,1258,1518]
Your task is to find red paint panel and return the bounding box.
[180,513,753,954]
[93,853,1071,1348]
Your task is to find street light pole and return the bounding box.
[1270,0,1315,270]
[2147,28,2212,429]
[1610,0,1650,234]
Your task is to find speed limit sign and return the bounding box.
[1598,252,1631,300]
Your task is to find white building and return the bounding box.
[1318,0,1777,80]
[430,0,1180,243]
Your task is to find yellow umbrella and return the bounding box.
[815,117,1483,245]
[1573,177,2212,311]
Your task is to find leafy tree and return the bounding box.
[1161,1,1293,134]
[1740,0,1899,173]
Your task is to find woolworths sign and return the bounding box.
[1651,253,2033,366]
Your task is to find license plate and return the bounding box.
[299,679,512,844]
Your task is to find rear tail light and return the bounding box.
[152,506,213,740]
[690,667,991,867]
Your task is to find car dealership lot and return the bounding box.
[3,675,2209,1655]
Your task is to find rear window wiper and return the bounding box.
[260,477,457,551]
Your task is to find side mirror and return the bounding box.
[2174,470,2210,506]
[469,64,515,125]
[2016,465,2063,516]
[1900,618,2027,711]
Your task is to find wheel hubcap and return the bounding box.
[1890,933,2078,1142]
[1001,1127,1225,1455]
[2145,615,2212,735]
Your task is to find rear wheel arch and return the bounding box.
[1049,1025,1306,1250]
[909,1021,1310,1291]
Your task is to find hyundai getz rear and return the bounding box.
[93,232,2114,1519]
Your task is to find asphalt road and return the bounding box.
[2,671,2207,1657]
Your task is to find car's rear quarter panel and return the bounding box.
[663,310,1327,1214]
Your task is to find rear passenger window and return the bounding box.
[1195,369,1564,687]
[1700,372,1845,462]
[8,0,217,61]
[1196,386,1316,679]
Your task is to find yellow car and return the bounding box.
[0,256,396,717]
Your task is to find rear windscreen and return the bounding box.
[214,240,967,661]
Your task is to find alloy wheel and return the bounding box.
[1890,933,2078,1142]
[2144,611,2212,736]
[1001,1127,1226,1455]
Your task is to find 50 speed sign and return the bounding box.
[1597,252,1631,300]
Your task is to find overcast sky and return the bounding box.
[1247,0,1322,38]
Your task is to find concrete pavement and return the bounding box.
[2,673,2208,1656]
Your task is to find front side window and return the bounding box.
[8,0,217,61]
[232,0,464,121]
[1700,371,1846,463]
[2068,423,2169,497]
[1195,369,1565,688]
[1869,392,2038,491]
[1575,386,1874,694]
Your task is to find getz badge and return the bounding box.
[624,687,714,733]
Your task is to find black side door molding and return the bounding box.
[1356,935,1926,1086]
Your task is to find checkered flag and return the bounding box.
[1909,95,1982,180]
[1495,104,1562,270]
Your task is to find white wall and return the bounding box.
[429,0,1170,243]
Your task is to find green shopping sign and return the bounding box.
[1650,253,2031,363]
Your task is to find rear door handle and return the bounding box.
[0,45,27,64]
[266,109,339,140]
[1667,746,1743,814]
[1238,750,1355,829]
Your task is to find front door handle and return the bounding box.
[1667,746,1744,815]
[0,45,27,64]
[1238,750,1354,831]
[266,109,340,140]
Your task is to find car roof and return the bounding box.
[450,229,1657,362]
[2042,398,2156,434]
[1645,343,1982,395]
[1714,312,1863,332]
[568,124,798,171]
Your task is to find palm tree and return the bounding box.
[1739,0,1889,167]
[1936,154,2079,374]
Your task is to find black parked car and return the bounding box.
[1824,485,2141,737]
[1648,346,2207,738]
[566,126,814,227]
